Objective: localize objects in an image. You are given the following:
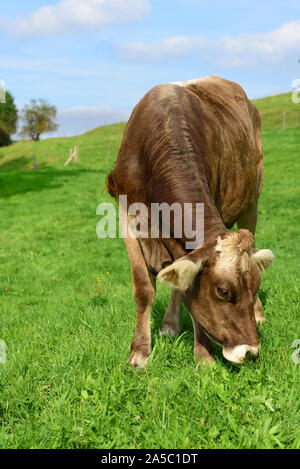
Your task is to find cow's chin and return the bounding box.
[222,344,260,364]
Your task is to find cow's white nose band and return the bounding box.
[222,344,259,364]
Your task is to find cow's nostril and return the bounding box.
[247,345,260,360]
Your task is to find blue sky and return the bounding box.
[1,0,300,137]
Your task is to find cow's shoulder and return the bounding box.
[171,74,219,88]
[144,83,189,107]
[171,75,249,108]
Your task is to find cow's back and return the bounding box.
[109,75,263,228]
[178,75,263,225]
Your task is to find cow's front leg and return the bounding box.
[254,294,265,324]
[124,238,156,368]
[160,288,181,337]
[191,316,214,365]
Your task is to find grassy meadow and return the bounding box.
[0,92,299,449]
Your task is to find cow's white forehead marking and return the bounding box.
[171,75,217,87]
[215,235,239,270]
[215,235,250,272]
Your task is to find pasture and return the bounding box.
[0,93,299,449]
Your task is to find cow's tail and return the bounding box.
[105,170,117,198]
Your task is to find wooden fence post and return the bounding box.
[282,111,286,130]
[33,154,38,170]
[105,142,111,166]
[64,146,79,166]
[74,145,79,164]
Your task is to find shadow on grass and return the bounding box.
[151,295,195,353]
[0,154,34,172]
[0,167,98,198]
[259,289,268,306]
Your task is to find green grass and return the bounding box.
[0,95,299,449]
[253,91,300,130]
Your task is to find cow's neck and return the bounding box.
[203,203,227,241]
[191,187,228,249]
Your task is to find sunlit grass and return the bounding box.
[0,96,299,448]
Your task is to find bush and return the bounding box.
[0,91,18,147]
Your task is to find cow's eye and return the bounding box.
[217,287,229,300]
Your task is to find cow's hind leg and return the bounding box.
[124,237,156,368]
[191,316,214,365]
[160,288,181,337]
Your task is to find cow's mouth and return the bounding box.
[222,344,260,364]
[200,327,259,364]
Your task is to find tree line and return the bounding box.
[0,90,58,147]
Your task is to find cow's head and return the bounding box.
[158,229,274,364]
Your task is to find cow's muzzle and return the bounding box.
[222,344,260,364]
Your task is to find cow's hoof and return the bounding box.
[127,350,150,368]
[195,355,215,367]
[194,345,214,366]
[160,324,180,338]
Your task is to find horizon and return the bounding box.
[8,89,295,143]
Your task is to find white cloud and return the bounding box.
[48,105,131,137]
[9,0,150,38]
[218,20,300,63]
[0,55,107,78]
[120,19,300,68]
[120,36,209,62]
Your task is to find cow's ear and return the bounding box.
[157,256,205,291]
[253,249,275,272]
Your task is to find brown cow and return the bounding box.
[107,75,274,367]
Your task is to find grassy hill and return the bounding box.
[0,91,298,173]
[253,92,300,129]
[0,93,299,449]
[0,122,126,173]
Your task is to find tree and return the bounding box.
[20,99,58,141]
[0,91,18,147]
